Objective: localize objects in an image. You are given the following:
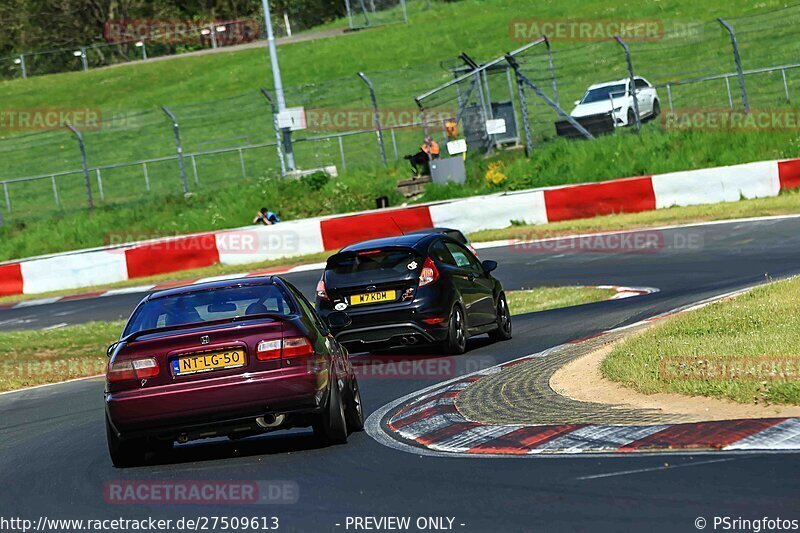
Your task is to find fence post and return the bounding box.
[191,155,199,184]
[79,47,88,71]
[505,54,594,140]
[390,128,399,160]
[51,175,59,206]
[136,40,148,61]
[95,169,105,202]
[717,18,750,113]
[614,36,641,133]
[338,137,347,172]
[143,162,151,192]
[160,106,189,194]
[782,68,790,102]
[3,182,10,211]
[260,88,287,176]
[65,123,94,209]
[16,55,27,78]
[512,67,534,157]
[357,71,388,166]
[544,36,559,107]
[666,83,674,113]
[344,0,355,29]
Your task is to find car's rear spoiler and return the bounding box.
[121,313,292,344]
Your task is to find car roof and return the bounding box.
[148,275,278,300]
[338,233,435,253]
[587,77,645,90]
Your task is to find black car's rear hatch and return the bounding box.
[324,247,423,308]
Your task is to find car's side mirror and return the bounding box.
[107,342,119,358]
[482,260,498,273]
[574,100,581,106]
[327,311,352,329]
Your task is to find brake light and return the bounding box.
[419,257,439,287]
[283,337,314,358]
[107,358,159,382]
[257,337,314,361]
[257,339,282,361]
[316,278,329,300]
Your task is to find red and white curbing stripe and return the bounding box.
[1,157,799,297]
[369,286,800,457]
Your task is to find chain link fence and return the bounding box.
[3,4,800,225]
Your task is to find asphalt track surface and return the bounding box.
[1,217,800,532]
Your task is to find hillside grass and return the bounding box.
[602,277,800,405]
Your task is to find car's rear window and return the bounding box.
[327,248,421,283]
[124,284,294,336]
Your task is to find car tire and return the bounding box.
[443,305,468,355]
[106,414,146,468]
[314,380,348,445]
[627,108,636,126]
[344,378,364,432]
[652,99,661,119]
[488,294,513,342]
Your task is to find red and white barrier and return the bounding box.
[1,156,799,297]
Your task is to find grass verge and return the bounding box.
[0,286,613,392]
[0,321,123,392]
[602,277,800,406]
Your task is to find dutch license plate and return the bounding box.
[350,290,396,306]
[172,349,246,376]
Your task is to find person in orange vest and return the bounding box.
[422,135,440,161]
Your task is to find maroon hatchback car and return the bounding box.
[105,276,362,467]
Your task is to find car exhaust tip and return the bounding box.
[177,433,189,444]
[256,414,285,429]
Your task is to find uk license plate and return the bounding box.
[350,290,396,306]
[172,349,246,376]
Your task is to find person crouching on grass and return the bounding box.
[253,208,280,225]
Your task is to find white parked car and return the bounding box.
[570,77,661,127]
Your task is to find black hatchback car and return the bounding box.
[315,233,512,354]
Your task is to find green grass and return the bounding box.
[1,0,799,259]
[602,277,800,406]
[0,285,610,392]
[0,321,123,392]
[506,287,617,315]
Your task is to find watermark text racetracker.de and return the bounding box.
[1,515,280,532]
[664,109,800,132]
[512,230,704,255]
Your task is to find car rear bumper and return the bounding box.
[335,321,449,348]
[106,367,329,439]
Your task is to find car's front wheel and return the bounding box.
[652,99,661,118]
[627,108,636,126]
[443,305,468,355]
[314,380,348,445]
[489,294,513,342]
[106,414,146,468]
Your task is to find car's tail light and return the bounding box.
[419,257,439,287]
[107,358,159,382]
[257,337,314,361]
[283,337,314,358]
[257,339,283,361]
[316,278,329,300]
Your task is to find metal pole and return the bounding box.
[210,25,218,49]
[513,69,534,156]
[717,18,750,113]
[725,77,734,110]
[160,106,189,194]
[399,0,408,23]
[544,36,559,106]
[344,0,355,29]
[390,128,399,160]
[506,54,594,140]
[782,69,790,102]
[260,88,286,176]
[506,65,522,142]
[3,182,10,211]
[143,162,151,192]
[357,71,388,166]
[338,137,347,172]
[65,123,94,209]
[80,47,88,71]
[614,36,641,133]
[261,0,296,171]
[191,155,199,185]
[283,13,292,37]
[18,55,26,79]
[140,40,147,61]
[238,149,246,178]
[51,175,59,206]
[95,169,105,202]
[666,83,674,113]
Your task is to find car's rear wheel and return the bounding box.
[314,380,348,445]
[443,305,467,355]
[344,378,364,432]
[652,99,661,118]
[488,294,513,342]
[627,108,636,126]
[106,414,146,468]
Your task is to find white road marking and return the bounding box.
[576,458,739,480]
[42,323,68,330]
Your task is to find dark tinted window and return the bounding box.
[634,78,649,88]
[124,284,294,335]
[327,248,422,282]
[445,242,481,270]
[430,241,456,266]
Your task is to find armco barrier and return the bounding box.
[1,156,799,297]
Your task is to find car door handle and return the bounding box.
[467,273,480,282]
